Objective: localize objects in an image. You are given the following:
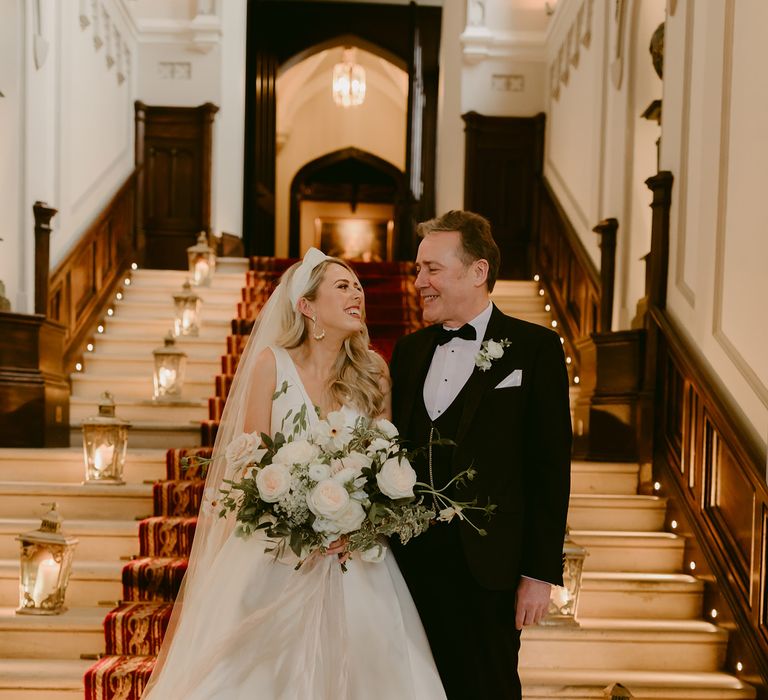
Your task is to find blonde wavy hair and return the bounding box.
[276,258,388,418]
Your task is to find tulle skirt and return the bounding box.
[142,531,446,699]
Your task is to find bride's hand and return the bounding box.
[326,536,351,564]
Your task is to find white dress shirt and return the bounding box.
[423,302,493,420]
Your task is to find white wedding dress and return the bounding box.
[143,346,445,700]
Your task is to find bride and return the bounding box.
[142,248,446,699]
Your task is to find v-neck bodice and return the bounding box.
[269,346,362,437]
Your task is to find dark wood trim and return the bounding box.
[0,313,69,447]
[534,177,602,368]
[593,217,618,333]
[653,305,768,687]
[48,170,139,371]
[33,202,57,315]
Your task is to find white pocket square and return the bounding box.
[495,369,522,389]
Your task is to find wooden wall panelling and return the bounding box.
[652,305,768,685]
[47,170,138,370]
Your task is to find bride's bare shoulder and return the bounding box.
[252,347,277,386]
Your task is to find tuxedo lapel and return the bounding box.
[454,305,513,448]
[398,326,440,433]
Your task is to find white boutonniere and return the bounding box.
[474,338,511,371]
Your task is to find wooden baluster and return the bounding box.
[33,201,58,316]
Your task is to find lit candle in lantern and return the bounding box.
[193,258,210,285]
[158,366,177,391]
[551,585,570,610]
[31,557,60,607]
[93,444,114,473]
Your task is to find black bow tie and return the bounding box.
[435,323,477,346]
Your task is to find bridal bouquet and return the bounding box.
[202,398,494,567]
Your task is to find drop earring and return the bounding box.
[311,314,326,341]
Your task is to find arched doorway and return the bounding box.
[243,0,442,260]
[289,147,405,258]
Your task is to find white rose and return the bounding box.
[485,340,504,359]
[331,451,371,478]
[308,462,331,482]
[312,517,341,538]
[376,456,417,499]
[334,500,366,534]
[255,463,292,503]
[332,467,357,484]
[375,418,399,438]
[369,437,392,453]
[360,540,388,563]
[226,432,262,470]
[273,439,319,466]
[306,479,350,519]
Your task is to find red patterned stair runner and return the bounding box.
[84,259,421,699]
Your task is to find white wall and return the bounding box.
[0,0,25,311]
[661,0,768,450]
[0,0,139,313]
[544,0,664,330]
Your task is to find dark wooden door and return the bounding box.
[135,102,218,269]
[463,112,545,280]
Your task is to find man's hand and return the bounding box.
[515,577,551,630]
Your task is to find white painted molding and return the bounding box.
[133,17,223,50]
[460,28,548,63]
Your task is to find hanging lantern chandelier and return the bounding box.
[332,47,366,108]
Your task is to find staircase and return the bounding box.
[0,265,755,699]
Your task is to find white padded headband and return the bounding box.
[289,247,331,306]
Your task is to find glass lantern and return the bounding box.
[542,529,588,626]
[173,280,202,337]
[152,332,187,400]
[187,231,216,287]
[81,392,130,484]
[16,503,79,615]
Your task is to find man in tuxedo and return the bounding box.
[390,211,572,699]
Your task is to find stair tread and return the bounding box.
[569,494,665,507]
[0,658,92,688]
[0,518,140,535]
[0,558,124,579]
[520,668,753,691]
[0,481,152,496]
[571,461,639,471]
[523,617,728,639]
[0,448,166,463]
[582,571,700,584]
[70,396,206,407]
[0,606,106,630]
[571,529,681,541]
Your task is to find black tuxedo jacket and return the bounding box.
[389,304,572,590]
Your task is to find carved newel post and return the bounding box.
[33,202,58,316]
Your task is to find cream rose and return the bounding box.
[331,451,371,484]
[273,439,319,466]
[334,500,366,534]
[485,339,505,359]
[376,456,417,499]
[369,437,393,453]
[226,432,263,470]
[306,479,350,519]
[254,463,291,503]
[375,418,399,439]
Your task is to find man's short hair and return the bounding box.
[417,210,501,292]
